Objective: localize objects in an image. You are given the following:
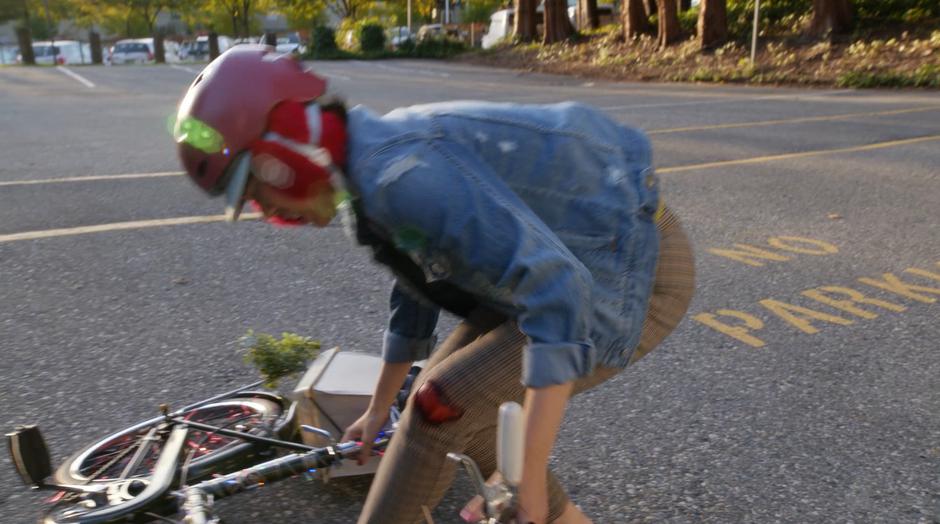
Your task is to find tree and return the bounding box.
[679,0,690,10]
[642,0,655,17]
[575,0,598,30]
[274,0,326,28]
[656,0,679,47]
[807,0,852,38]
[697,0,726,49]
[326,0,372,21]
[0,0,31,25]
[134,0,169,34]
[542,0,572,43]
[622,0,650,40]
[513,0,537,41]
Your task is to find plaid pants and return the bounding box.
[358,208,695,524]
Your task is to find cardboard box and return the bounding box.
[288,347,386,477]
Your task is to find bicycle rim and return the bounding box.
[56,397,281,484]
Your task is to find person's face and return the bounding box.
[243,176,337,227]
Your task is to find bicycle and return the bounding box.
[7,361,524,524]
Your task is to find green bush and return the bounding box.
[409,37,468,58]
[310,25,338,57]
[360,23,387,53]
[855,0,940,25]
[837,64,940,88]
[678,7,699,34]
[727,0,812,39]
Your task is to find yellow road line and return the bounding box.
[0,171,183,187]
[2,134,938,244]
[658,134,940,174]
[0,213,261,244]
[648,106,940,135]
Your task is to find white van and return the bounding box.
[189,35,233,62]
[482,9,514,49]
[23,40,92,65]
[110,38,181,64]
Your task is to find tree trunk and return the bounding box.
[807,0,853,38]
[679,0,691,11]
[697,0,727,49]
[209,32,221,60]
[657,0,680,48]
[241,0,251,38]
[543,0,574,43]
[577,0,599,30]
[89,30,103,64]
[514,0,538,41]
[16,26,35,64]
[623,0,651,40]
[643,0,657,17]
[231,11,238,37]
[154,32,165,63]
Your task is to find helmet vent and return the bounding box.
[193,73,204,86]
[196,159,208,179]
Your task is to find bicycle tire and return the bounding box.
[53,395,283,485]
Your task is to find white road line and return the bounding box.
[600,89,859,111]
[170,64,199,74]
[353,60,451,78]
[0,171,183,188]
[320,71,352,81]
[56,66,95,88]
[0,213,262,244]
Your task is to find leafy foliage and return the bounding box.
[310,24,339,55]
[360,23,386,52]
[240,330,321,389]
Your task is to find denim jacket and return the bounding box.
[344,101,660,388]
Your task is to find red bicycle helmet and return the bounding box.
[174,45,327,219]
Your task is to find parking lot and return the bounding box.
[1,61,939,522]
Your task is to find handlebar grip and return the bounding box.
[496,402,524,487]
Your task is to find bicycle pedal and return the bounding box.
[6,424,52,488]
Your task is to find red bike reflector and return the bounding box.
[414,381,463,424]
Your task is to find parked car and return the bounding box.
[275,32,306,54]
[1,45,18,64]
[482,10,514,49]
[417,24,464,42]
[188,35,234,61]
[387,26,414,48]
[19,40,92,65]
[110,38,181,64]
[110,39,151,64]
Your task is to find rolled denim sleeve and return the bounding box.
[365,144,595,387]
[382,282,440,363]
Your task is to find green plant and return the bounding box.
[240,330,321,389]
[311,25,339,57]
[678,6,699,35]
[360,23,386,53]
[409,37,468,58]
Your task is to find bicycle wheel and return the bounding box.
[53,395,284,485]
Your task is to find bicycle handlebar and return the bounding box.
[180,431,394,522]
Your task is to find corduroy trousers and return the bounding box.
[358,208,695,524]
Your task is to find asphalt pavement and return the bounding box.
[0,60,938,523]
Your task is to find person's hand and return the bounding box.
[341,409,389,465]
[459,471,549,524]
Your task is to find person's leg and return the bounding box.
[357,320,530,524]
[459,208,696,522]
